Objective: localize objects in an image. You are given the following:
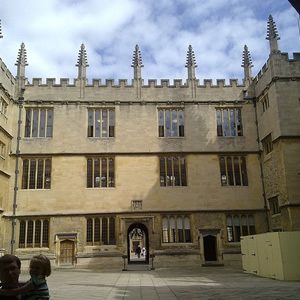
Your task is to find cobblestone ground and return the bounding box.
[19,266,300,300]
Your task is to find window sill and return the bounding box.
[161,242,193,246]
[20,189,51,191]
[221,185,249,188]
[271,213,281,218]
[158,136,185,139]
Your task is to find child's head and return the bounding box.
[30,254,51,277]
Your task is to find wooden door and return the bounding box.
[60,240,74,265]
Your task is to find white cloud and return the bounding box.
[0,0,298,83]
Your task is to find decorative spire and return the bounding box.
[76,43,89,79]
[0,19,3,38]
[15,42,28,78]
[131,44,143,80]
[266,15,280,54]
[185,45,197,79]
[241,45,253,80]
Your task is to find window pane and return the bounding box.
[39,109,46,137]
[29,159,36,189]
[178,110,184,137]
[109,158,115,187]
[160,158,166,186]
[32,110,39,137]
[37,159,44,189]
[167,157,173,186]
[241,157,248,186]
[44,159,51,189]
[165,110,171,137]
[241,215,248,235]
[27,221,33,246]
[230,109,236,136]
[87,218,93,243]
[102,110,107,137]
[234,157,241,185]
[223,109,229,136]
[95,109,100,137]
[162,217,169,243]
[226,157,234,185]
[169,217,176,242]
[25,109,32,137]
[172,110,178,137]
[42,220,49,247]
[102,218,108,244]
[19,221,26,248]
[46,109,53,137]
[87,159,93,188]
[109,217,115,245]
[158,110,164,137]
[220,157,227,185]
[94,218,100,243]
[237,109,243,136]
[94,158,100,188]
[101,158,107,187]
[177,217,183,242]
[173,157,180,186]
[180,157,187,186]
[35,220,41,246]
[216,109,223,136]
[22,159,29,189]
[88,109,94,137]
[109,110,115,137]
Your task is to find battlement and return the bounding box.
[0,57,15,84]
[26,77,245,88]
[254,52,300,82]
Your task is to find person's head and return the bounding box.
[0,254,21,289]
[29,254,51,277]
[30,254,51,276]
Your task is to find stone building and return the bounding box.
[0,15,299,269]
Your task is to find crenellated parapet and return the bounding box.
[0,57,16,98]
[25,77,245,88]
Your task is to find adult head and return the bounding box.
[0,254,21,289]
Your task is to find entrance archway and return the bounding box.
[203,235,217,261]
[127,223,149,264]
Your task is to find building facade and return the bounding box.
[0,16,299,269]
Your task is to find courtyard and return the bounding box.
[19,266,300,300]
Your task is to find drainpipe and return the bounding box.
[11,90,25,254]
[244,96,270,232]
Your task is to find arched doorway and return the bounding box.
[127,223,149,264]
[203,235,217,261]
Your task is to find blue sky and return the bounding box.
[0,0,299,84]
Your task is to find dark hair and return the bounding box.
[0,254,21,271]
[30,254,51,277]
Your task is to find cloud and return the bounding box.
[0,0,298,83]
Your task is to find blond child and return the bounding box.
[0,254,51,299]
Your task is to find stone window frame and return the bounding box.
[87,108,115,138]
[24,107,53,138]
[268,196,281,216]
[158,108,184,137]
[21,158,52,189]
[219,156,248,186]
[216,107,243,137]
[226,214,255,242]
[262,133,273,155]
[86,157,115,188]
[19,219,49,248]
[261,94,270,112]
[162,215,192,243]
[159,156,187,187]
[86,216,116,246]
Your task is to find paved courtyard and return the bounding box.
[19,266,300,300]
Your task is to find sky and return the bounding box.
[0,0,299,84]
